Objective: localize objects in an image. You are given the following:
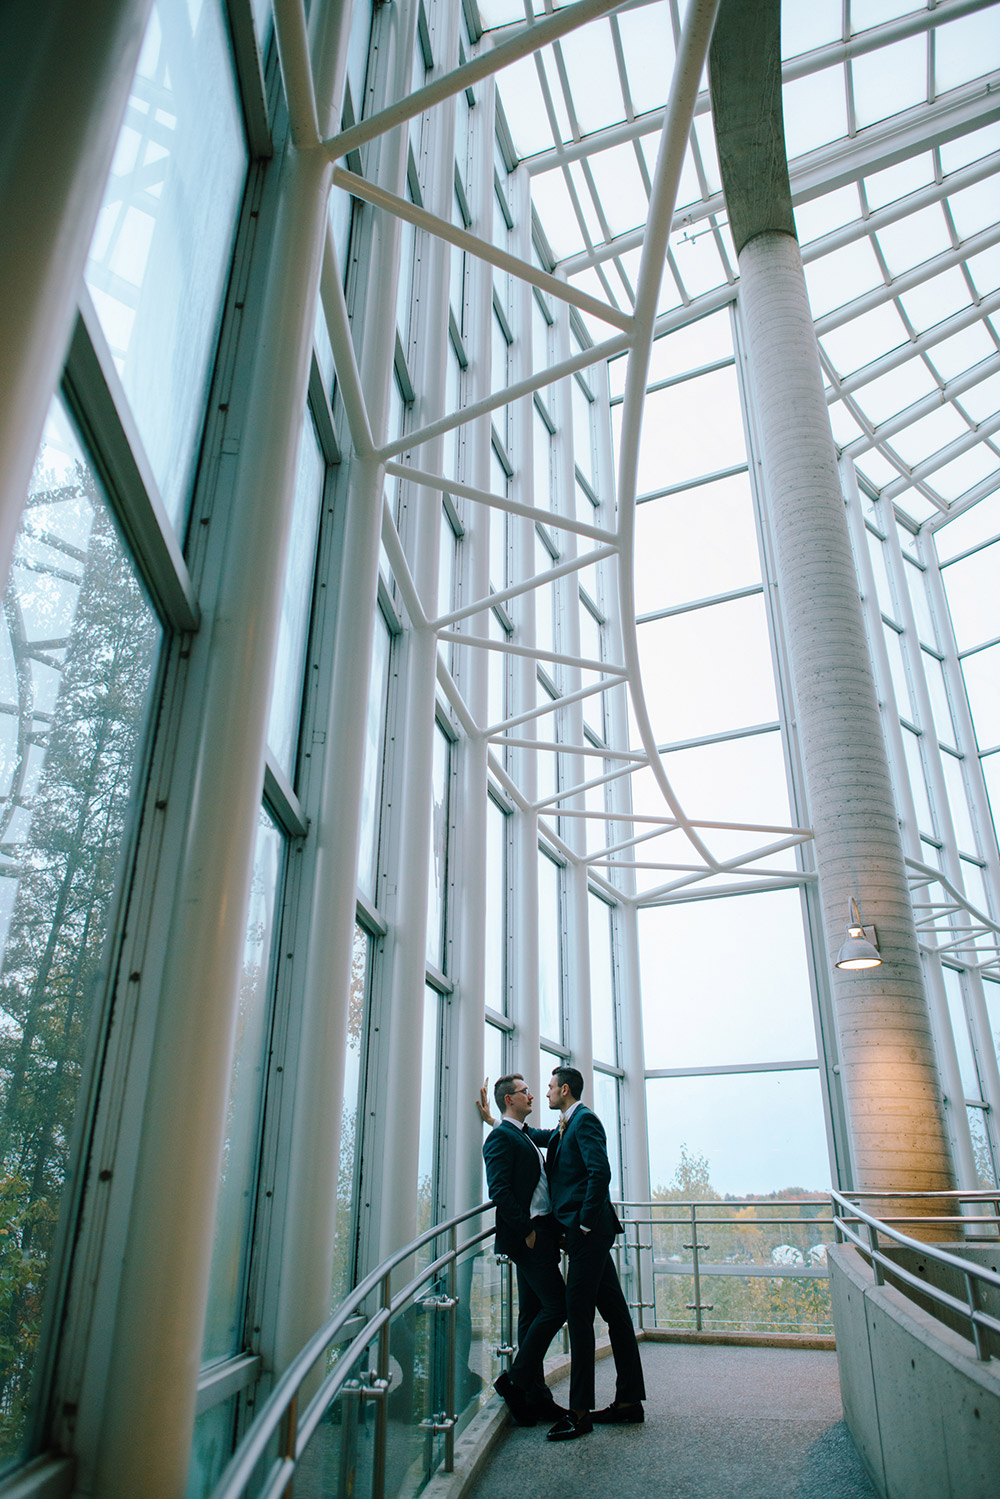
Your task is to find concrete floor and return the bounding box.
[466,1343,878,1499]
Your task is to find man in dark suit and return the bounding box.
[481,1074,567,1426]
[544,1065,645,1440]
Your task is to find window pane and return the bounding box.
[202,809,283,1361]
[484,1021,505,1091]
[591,1070,621,1200]
[962,644,1000,750]
[940,752,977,854]
[645,1071,830,1198]
[538,852,562,1042]
[267,411,325,776]
[589,894,616,1064]
[358,611,391,902]
[639,890,816,1070]
[982,977,1000,1070]
[0,399,162,1462]
[942,967,980,1101]
[483,1021,505,1197]
[900,726,934,835]
[85,0,247,524]
[922,651,957,748]
[540,1047,562,1104]
[638,593,779,744]
[426,726,451,970]
[485,798,507,1015]
[633,474,760,617]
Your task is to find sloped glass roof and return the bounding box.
[483,0,1000,531]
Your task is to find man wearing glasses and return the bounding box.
[480,1074,567,1426]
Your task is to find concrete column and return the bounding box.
[737,229,955,1210]
[0,0,154,590]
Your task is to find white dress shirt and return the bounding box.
[501,1117,551,1218]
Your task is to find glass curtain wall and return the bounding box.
[3,0,1000,1487]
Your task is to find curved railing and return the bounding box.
[209,1202,501,1499]
[210,1192,864,1499]
[831,1187,1000,1360]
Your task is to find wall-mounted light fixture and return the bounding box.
[835,897,882,970]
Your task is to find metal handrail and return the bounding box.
[209,1201,497,1499]
[616,1197,838,1331]
[831,1187,1000,1360]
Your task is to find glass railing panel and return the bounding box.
[293,1332,380,1499]
[454,1240,503,1438]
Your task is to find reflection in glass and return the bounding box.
[202,808,283,1362]
[538,851,562,1042]
[0,399,162,1465]
[186,1395,237,1499]
[267,411,325,777]
[418,986,441,1235]
[967,1105,997,1189]
[331,926,369,1308]
[85,0,246,524]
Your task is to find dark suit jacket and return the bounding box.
[546,1104,622,1237]
[483,1119,556,1256]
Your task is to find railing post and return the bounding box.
[964,1270,987,1361]
[495,1255,515,1364]
[684,1202,713,1331]
[444,1226,458,1472]
[371,1273,392,1499]
[280,1393,298,1499]
[866,1219,885,1286]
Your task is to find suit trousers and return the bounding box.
[509,1217,566,1396]
[563,1228,645,1412]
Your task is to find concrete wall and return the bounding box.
[829,1244,1000,1498]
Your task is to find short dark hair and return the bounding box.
[551,1066,583,1101]
[494,1073,525,1112]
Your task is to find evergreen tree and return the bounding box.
[0,460,159,1457]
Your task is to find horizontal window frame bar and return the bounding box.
[65,296,200,634]
[196,1352,263,1416]
[645,1060,819,1079]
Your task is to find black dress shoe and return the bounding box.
[592,1401,644,1424]
[494,1372,537,1427]
[531,1398,568,1421]
[546,1410,593,1441]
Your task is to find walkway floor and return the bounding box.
[466,1343,878,1499]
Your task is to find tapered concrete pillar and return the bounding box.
[710,0,955,1211]
[737,230,954,1201]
